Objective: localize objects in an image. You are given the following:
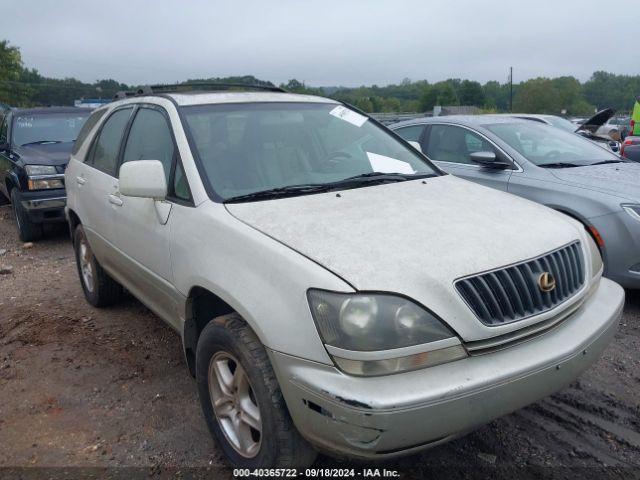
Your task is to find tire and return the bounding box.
[196,313,317,469]
[73,225,123,307]
[10,189,43,242]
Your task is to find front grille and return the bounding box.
[456,242,585,326]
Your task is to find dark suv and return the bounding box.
[0,107,92,241]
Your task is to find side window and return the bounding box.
[395,125,425,142]
[425,125,496,165]
[122,108,174,179]
[88,108,133,175]
[173,161,191,202]
[72,109,107,156]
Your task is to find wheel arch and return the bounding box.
[67,208,82,243]
[183,286,261,377]
[548,205,603,251]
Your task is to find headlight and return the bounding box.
[25,165,57,176]
[308,290,467,376]
[28,178,64,190]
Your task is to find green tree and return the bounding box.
[0,40,29,106]
[458,80,485,106]
[513,78,562,113]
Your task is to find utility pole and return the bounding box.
[509,67,513,112]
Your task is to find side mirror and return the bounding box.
[470,151,511,169]
[408,140,422,152]
[119,160,167,200]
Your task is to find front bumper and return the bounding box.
[18,188,67,223]
[269,278,623,459]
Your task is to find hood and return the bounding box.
[226,175,584,341]
[13,142,74,166]
[577,108,616,134]
[549,162,640,200]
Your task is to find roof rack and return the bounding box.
[114,82,286,99]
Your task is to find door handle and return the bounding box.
[76,176,86,185]
[108,194,123,207]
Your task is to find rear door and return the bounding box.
[75,107,134,271]
[422,123,513,191]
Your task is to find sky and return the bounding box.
[0,0,636,88]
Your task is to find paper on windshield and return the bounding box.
[329,105,368,127]
[366,152,415,174]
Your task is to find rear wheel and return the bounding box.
[10,189,43,242]
[196,313,317,468]
[73,225,123,307]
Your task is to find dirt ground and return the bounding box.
[0,204,639,479]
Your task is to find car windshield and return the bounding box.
[486,122,620,167]
[543,116,577,133]
[181,102,438,201]
[12,111,90,146]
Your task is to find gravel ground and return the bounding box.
[0,204,639,479]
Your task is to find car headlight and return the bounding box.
[27,178,64,190]
[25,165,57,176]
[308,290,467,376]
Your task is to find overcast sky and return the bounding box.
[0,0,635,87]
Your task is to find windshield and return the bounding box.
[12,112,90,146]
[543,116,577,133]
[486,122,620,167]
[181,102,438,201]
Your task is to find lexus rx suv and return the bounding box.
[65,85,623,468]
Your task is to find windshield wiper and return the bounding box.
[539,162,585,169]
[20,140,63,146]
[589,160,626,166]
[224,172,437,203]
[224,184,332,203]
[332,171,435,185]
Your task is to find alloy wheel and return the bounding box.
[208,351,262,458]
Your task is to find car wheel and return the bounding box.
[10,189,43,242]
[196,313,317,469]
[73,225,123,307]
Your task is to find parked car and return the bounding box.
[595,116,631,139]
[392,115,640,288]
[501,111,622,153]
[621,136,640,162]
[0,107,92,241]
[66,86,622,468]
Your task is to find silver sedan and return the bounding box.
[391,115,640,289]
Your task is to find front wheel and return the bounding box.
[10,189,43,242]
[196,313,317,468]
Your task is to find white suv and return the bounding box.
[65,85,623,468]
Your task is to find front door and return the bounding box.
[423,123,513,191]
[112,106,180,326]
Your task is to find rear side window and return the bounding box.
[72,109,107,156]
[87,108,132,176]
[395,125,425,142]
[122,108,175,179]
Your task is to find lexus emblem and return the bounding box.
[538,272,556,293]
